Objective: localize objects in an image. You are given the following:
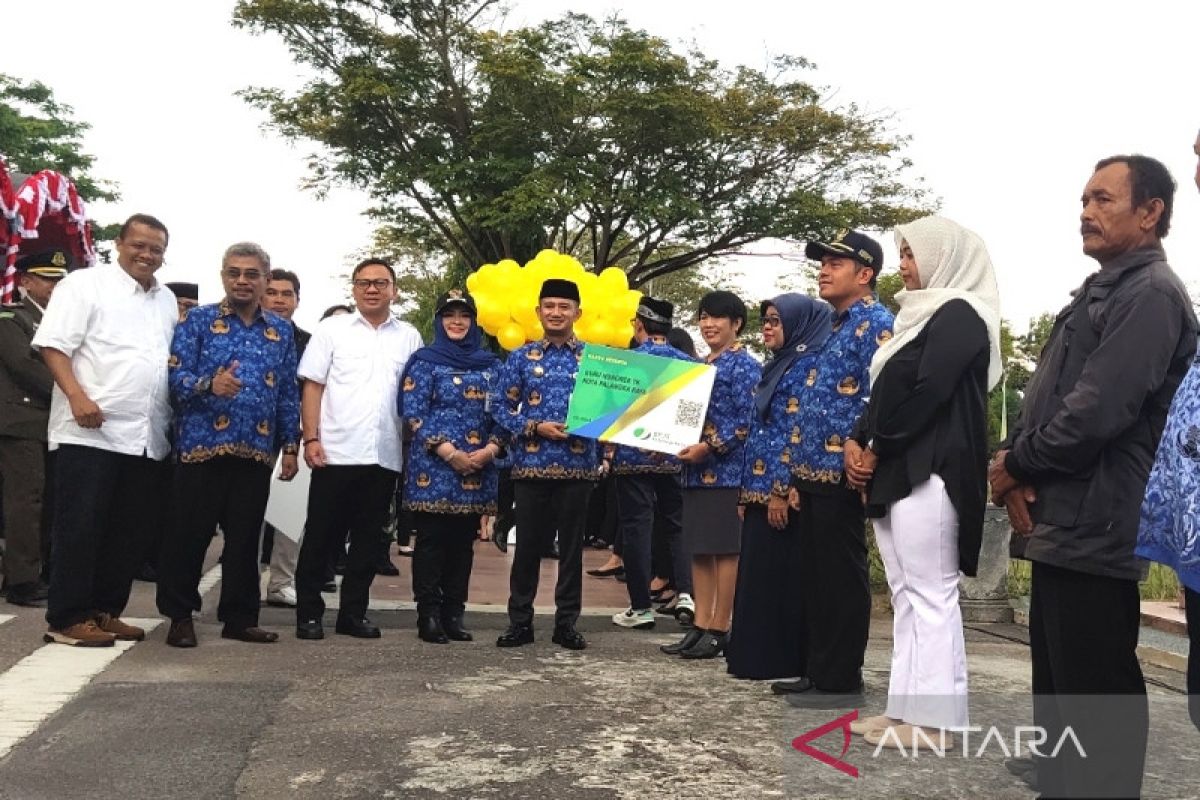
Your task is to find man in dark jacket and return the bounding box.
[990,155,1197,799]
[0,250,67,606]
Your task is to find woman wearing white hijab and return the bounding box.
[843,215,1002,750]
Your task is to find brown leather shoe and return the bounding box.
[166,618,198,648]
[43,620,116,647]
[221,626,279,644]
[96,612,145,641]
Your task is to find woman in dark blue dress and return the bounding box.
[400,290,501,643]
[725,293,833,679]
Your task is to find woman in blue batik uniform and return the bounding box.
[725,293,833,679]
[667,291,759,659]
[400,291,501,644]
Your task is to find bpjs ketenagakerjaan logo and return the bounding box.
[791,710,1087,778]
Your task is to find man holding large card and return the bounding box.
[493,278,601,650]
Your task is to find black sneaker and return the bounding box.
[770,677,814,695]
[551,626,586,650]
[660,627,704,655]
[496,624,534,647]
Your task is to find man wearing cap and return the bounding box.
[0,249,68,607]
[493,278,601,650]
[165,282,199,322]
[294,258,423,641]
[609,296,696,631]
[32,213,178,647]
[156,242,301,647]
[774,230,894,705]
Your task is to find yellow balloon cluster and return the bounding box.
[465,249,643,351]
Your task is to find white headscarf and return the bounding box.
[869,215,1003,390]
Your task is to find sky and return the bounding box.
[5,0,1199,331]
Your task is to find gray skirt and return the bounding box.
[682,487,742,556]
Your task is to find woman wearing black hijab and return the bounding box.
[721,293,833,677]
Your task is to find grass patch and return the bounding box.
[1006,558,1181,601]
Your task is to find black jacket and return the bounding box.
[854,299,990,576]
[0,302,53,441]
[1005,246,1197,580]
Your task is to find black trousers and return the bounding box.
[1029,560,1147,799]
[411,511,478,619]
[494,468,516,542]
[798,488,870,692]
[296,464,397,622]
[615,473,689,609]
[0,436,50,587]
[45,444,165,630]
[1187,586,1200,731]
[156,457,272,629]
[509,479,592,629]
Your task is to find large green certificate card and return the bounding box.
[566,344,716,455]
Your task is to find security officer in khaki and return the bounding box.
[0,249,69,606]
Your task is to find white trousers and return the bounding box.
[874,474,969,729]
[267,529,301,593]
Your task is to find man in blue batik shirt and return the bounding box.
[494,278,600,651]
[774,230,894,706]
[157,242,301,648]
[608,296,696,631]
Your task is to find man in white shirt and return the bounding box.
[294,258,423,640]
[32,213,179,647]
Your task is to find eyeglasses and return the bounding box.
[352,278,393,290]
[223,268,264,281]
[761,316,783,328]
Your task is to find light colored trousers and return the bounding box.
[267,528,301,593]
[873,473,969,729]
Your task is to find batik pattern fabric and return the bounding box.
[1136,359,1200,593]
[401,359,501,515]
[169,300,300,465]
[610,338,696,475]
[790,295,895,489]
[492,337,601,480]
[682,343,757,490]
[739,352,821,506]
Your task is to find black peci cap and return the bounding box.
[165,282,199,301]
[636,296,674,324]
[539,278,580,303]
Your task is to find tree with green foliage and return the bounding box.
[234,0,927,283]
[0,74,116,204]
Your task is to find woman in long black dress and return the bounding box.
[725,293,833,678]
[844,215,1001,749]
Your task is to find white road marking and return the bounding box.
[0,614,14,627]
[198,564,222,596]
[0,617,162,759]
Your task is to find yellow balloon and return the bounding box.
[465,272,481,294]
[477,300,510,334]
[588,317,613,346]
[608,322,634,348]
[619,289,642,320]
[497,322,526,351]
[597,266,629,294]
[528,320,544,341]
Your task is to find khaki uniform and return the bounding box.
[0,301,53,587]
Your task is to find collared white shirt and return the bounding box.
[298,311,423,472]
[32,263,178,459]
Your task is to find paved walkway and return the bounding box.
[0,542,1194,799]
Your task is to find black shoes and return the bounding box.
[660,627,705,655]
[441,615,473,642]
[5,581,49,607]
[418,615,449,644]
[336,615,382,638]
[296,619,325,640]
[585,565,625,578]
[375,559,400,576]
[165,618,198,648]
[680,629,727,659]
[784,686,865,709]
[771,677,814,695]
[221,626,280,644]
[493,530,508,554]
[496,624,534,647]
[551,626,586,650]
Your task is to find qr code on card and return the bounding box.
[674,399,704,428]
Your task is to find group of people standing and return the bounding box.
[2,140,1198,799]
